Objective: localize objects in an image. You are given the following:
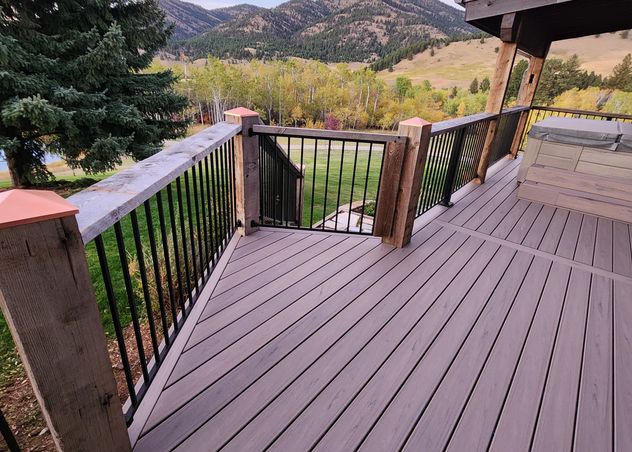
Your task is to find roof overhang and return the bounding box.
[455,0,632,57]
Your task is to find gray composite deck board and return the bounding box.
[132,156,630,452]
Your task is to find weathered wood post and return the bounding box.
[0,190,131,452]
[509,52,548,158]
[476,14,519,183]
[225,107,261,236]
[374,117,432,248]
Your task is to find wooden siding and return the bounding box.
[131,157,631,452]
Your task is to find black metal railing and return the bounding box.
[0,407,19,452]
[489,107,524,163]
[519,106,632,151]
[253,125,401,235]
[415,107,526,218]
[259,135,304,227]
[68,122,240,424]
[416,112,493,216]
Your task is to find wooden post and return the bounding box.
[510,53,547,157]
[375,118,432,248]
[0,190,131,452]
[225,107,261,236]
[476,40,518,183]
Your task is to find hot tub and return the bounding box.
[518,117,632,182]
[517,116,632,224]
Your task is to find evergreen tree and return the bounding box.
[605,54,632,91]
[0,0,188,187]
[480,77,491,92]
[469,77,479,94]
[506,59,529,101]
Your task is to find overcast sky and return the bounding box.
[189,0,461,10]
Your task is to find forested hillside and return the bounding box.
[159,0,262,40]
[171,0,476,62]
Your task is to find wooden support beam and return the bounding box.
[0,190,131,452]
[476,39,518,183]
[510,53,547,157]
[375,117,432,248]
[225,107,261,236]
[500,12,519,42]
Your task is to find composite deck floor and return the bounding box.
[131,157,632,452]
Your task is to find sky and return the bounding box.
[189,0,461,10]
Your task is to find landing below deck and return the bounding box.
[131,157,632,452]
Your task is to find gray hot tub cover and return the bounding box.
[528,116,632,152]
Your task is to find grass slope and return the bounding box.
[379,33,632,88]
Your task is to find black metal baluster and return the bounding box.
[347,141,360,232]
[334,140,346,231]
[322,139,332,230]
[182,172,199,296]
[440,126,466,207]
[175,178,193,305]
[113,221,150,384]
[298,137,305,228]
[209,151,223,254]
[204,156,217,266]
[359,142,373,232]
[94,235,137,409]
[0,408,20,452]
[272,136,278,225]
[310,138,318,228]
[144,200,170,345]
[155,191,179,329]
[197,162,210,271]
[130,210,160,364]
[191,166,205,283]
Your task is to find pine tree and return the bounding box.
[0,0,188,187]
[480,77,491,93]
[469,77,479,94]
[605,54,632,91]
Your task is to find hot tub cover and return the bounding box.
[528,117,623,150]
[618,122,632,153]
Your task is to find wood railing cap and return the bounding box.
[400,117,432,127]
[0,189,78,229]
[225,107,259,118]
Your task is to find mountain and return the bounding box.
[173,0,477,62]
[159,0,263,41]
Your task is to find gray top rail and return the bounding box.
[68,121,241,243]
[252,124,406,144]
[430,106,528,136]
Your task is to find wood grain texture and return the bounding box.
[0,217,130,451]
[225,111,260,236]
[382,119,432,248]
[69,122,241,243]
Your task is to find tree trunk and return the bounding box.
[5,147,29,188]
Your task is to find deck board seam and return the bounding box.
[389,251,534,451]
[220,233,317,280]
[138,226,453,444]
[175,238,382,376]
[198,235,358,326]
[182,236,367,358]
[141,227,456,447]
[307,239,500,451]
[217,234,479,450]
[444,258,554,451]
[211,234,333,299]
[435,220,632,285]
[354,248,522,450]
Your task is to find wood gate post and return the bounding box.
[0,190,131,452]
[374,117,432,248]
[225,107,261,236]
